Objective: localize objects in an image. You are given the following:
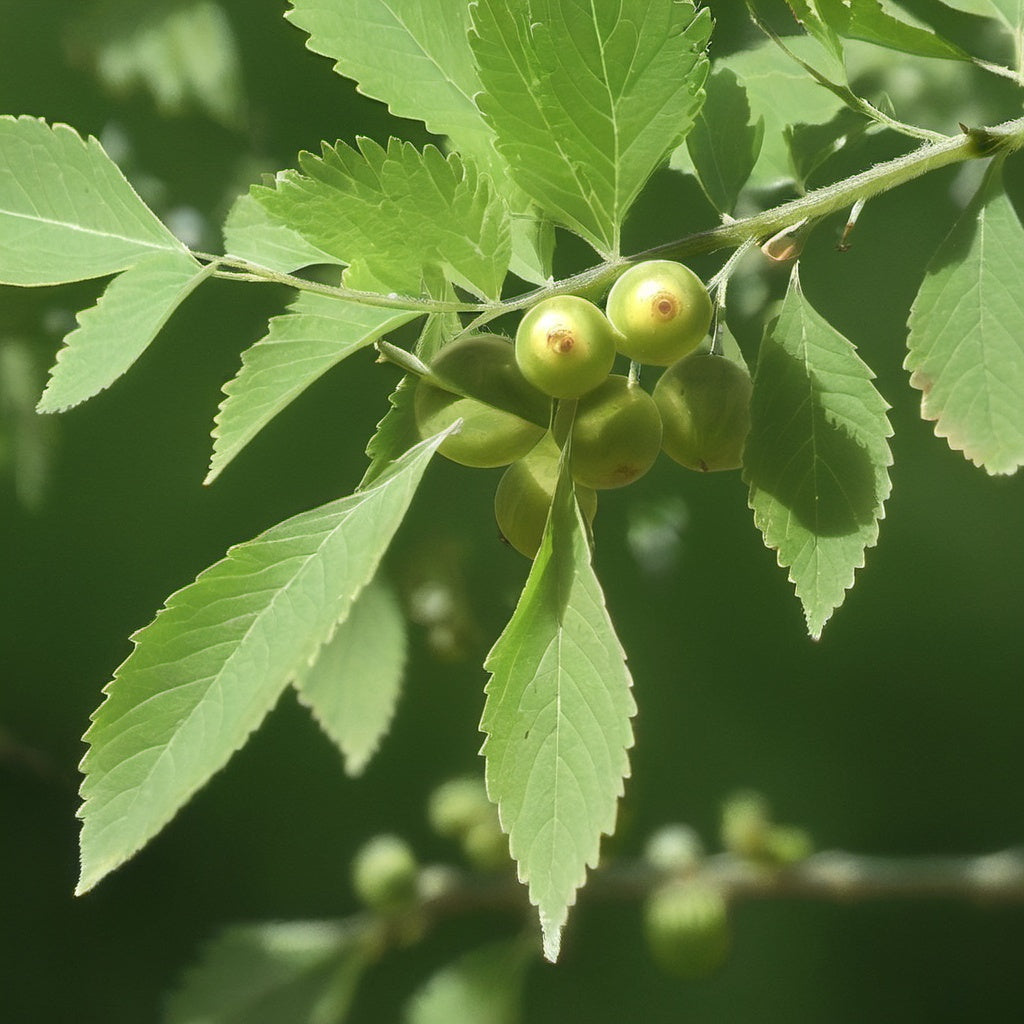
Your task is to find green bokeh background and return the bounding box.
[2,1,1023,1020]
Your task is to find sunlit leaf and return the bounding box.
[165,919,373,1024]
[905,158,1024,475]
[482,454,635,961]
[222,192,342,275]
[818,0,971,60]
[77,428,454,895]
[254,138,510,299]
[294,578,407,777]
[784,0,848,74]
[37,251,209,413]
[0,116,185,286]
[744,267,892,639]
[207,287,421,483]
[471,0,711,255]
[404,938,532,1024]
[686,67,764,216]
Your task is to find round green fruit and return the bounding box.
[414,334,549,468]
[653,353,752,472]
[606,260,713,366]
[351,834,419,913]
[427,776,492,839]
[494,435,597,559]
[644,882,731,979]
[563,374,662,490]
[514,295,618,399]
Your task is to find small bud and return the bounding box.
[720,790,772,860]
[462,818,511,872]
[351,834,419,913]
[765,825,814,865]
[427,776,492,839]
[644,883,730,979]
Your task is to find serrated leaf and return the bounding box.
[207,287,421,483]
[686,67,765,217]
[77,428,454,895]
[222,191,342,275]
[905,158,1024,475]
[819,0,971,60]
[674,40,847,188]
[481,455,635,961]
[471,0,711,256]
[165,919,373,1024]
[254,138,510,299]
[294,578,407,777]
[0,116,185,286]
[74,0,246,129]
[284,0,553,285]
[404,938,532,1024]
[37,251,209,413]
[744,268,892,639]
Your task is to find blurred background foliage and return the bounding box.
[2,0,1023,1020]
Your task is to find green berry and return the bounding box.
[606,260,713,366]
[644,824,704,875]
[427,776,492,839]
[644,883,730,979]
[653,352,752,472]
[563,374,663,490]
[720,791,772,860]
[494,434,598,559]
[414,334,549,468]
[515,295,618,399]
[462,818,511,872]
[351,834,418,913]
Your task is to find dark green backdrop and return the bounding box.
[3,1,1023,1020]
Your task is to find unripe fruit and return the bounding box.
[643,824,704,876]
[515,295,618,399]
[653,352,752,472]
[494,435,597,559]
[606,260,713,366]
[563,374,663,490]
[351,834,419,913]
[462,818,511,872]
[414,334,549,468]
[644,882,730,979]
[427,776,492,839]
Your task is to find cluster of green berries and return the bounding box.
[414,259,753,558]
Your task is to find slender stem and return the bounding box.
[199,116,1024,324]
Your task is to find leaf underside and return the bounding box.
[481,454,635,961]
[293,577,408,777]
[744,267,893,639]
[77,428,453,895]
[905,158,1024,475]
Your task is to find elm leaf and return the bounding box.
[744,267,893,639]
[905,158,1024,475]
[481,453,635,961]
[77,427,454,895]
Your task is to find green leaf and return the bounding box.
[784,0,848,74]
[36,251,209,413]
[686,68,765,217]
[284,0,553,285]
[222,191,342,275]
[471,0,711,255]
[905,159,1024,475]
[744,268,892,639]
[77,429,453,895]
[676,40,847,188]
[404,939,532,1024]
[165,919,373,1024]
[73,0,246,129]
[818,0,971,60]
[294,578,407,777]
[254,138,510,299]
[0,116,185,286]
[481,454,635,961]
[207,287,422,483]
